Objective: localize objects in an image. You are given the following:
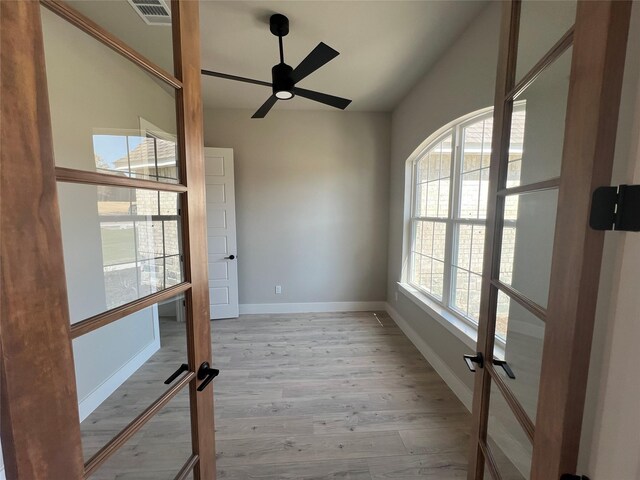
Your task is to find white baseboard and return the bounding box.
[77,337,160,422]
[385,302,473,411]
[239,301,387,315]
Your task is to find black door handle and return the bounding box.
[224,254,236,260]
[463,353,484,372]
[197,362,220,392]
[164,363,189,384]
[493,359,516,379]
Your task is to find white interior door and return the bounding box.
[205,147,239,319]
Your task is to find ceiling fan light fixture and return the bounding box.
[275,90,294,100]
[272,62,295,100]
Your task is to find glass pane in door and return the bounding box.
[487,383,531,479]
[65,0,174,74]
[499,189,559,308]
[515,0,576,82]
[57,183,183,322]
[75,296,189,460]
[41,6,179,183]
[88,387,193,480]
[494,290,545,421]
[507,48,573,188]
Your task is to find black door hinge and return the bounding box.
[590,184,640,232]
[560,475,590,480]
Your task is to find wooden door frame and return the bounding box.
[1,1,216,478]
[1,2,85,478]
[467,1,632,479]
[467,1,520,477]
[533,1,631,476]
[173,2,217,478]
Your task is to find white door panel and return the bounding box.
[205,183,226,203]
[205,156,225,176]
[205,147,239,319]
[209,262,228,281]
[210,287,230,305]
[207,210,226,229]
[208,236,228,254]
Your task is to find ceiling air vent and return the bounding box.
[127,0,171,26]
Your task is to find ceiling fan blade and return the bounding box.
[201,69,272,88]
[252,95,278,118]
[292,42,339,83]
[293,87,352,110]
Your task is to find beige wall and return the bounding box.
[203,108,390,306]
[387,0,502,398]
[582,109,640,479]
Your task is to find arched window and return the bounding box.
[407,105,526,328]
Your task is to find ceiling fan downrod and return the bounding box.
[270,13,288,63]
[270,14,294,100]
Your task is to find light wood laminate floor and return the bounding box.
[81,311,471,479]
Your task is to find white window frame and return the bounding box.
[403,104,526,348]
[406,108,494,337]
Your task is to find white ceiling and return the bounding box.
[67,0,489,113]
[199,1,488,112]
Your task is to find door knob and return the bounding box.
[463,353,484,372]
[164,363,189,384]
[493,359,516,379]
[197,362,219,392]
[224,254,236,260]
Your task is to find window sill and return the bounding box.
[397,282,478,350]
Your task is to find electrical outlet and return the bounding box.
[275,285,282,294]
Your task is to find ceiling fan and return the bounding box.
[201,13,352,118]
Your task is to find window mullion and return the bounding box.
[452,125,465,221]
[442,218,454,308]
[442,128,459,309]
[408,157,419,285]
[411,160,418,219]
[409,218,416,284]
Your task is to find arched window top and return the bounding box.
[407,106,494,167]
